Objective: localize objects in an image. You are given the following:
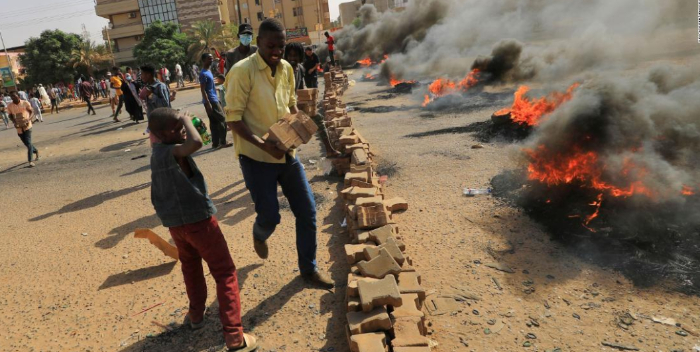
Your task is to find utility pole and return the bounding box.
[236,0,242,24]
[104,26,116,66]
[0,31,17,90]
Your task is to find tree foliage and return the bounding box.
[133,21,190,69]
[71,39,113,77]
[186,19,223,64]
[20,30,82,86]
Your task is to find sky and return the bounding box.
[0,0,349,49]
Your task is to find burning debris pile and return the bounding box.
[493,70,700,292]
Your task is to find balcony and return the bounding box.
[113,49,136,63]
[103,23,144,40]
[95,0,139,18]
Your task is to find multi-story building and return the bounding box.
[95,0,332,65]
[339,0,406,27]
[230,0,332,46]
[95,0,223,65]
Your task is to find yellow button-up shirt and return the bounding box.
[225,52,297,164]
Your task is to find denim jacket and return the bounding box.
[150,143,216,228]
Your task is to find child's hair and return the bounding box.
[215,74,226,81]
[284,42,304,61]
[140,64,156,74]
[148,107,179,135]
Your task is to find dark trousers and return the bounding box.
[206,102,228,147]
[50,99,59,113]
[115,95,124,117]
[168,216,244,347]
[18,128,37,162]
[328,50,335,66]
[239,154,318,274]
[83,95,95,114]
[304,74,318,88]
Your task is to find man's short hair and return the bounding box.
[324,31,330,36]
[201,53,212,61]
[111,66,120,72]
[215,74,225,80]
[259,18,285,39]
[305,46,313,52]
[140,64,156,74]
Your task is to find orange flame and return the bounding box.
[357,57,372,67]
[389,75,416,87]
[365,73,376,80]
[682,185,695,196]
[423,69,481,106]
[507,83,580,126]
[525,146,655,199]
[422,95,431,107]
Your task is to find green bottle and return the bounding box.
[191,116,212,145]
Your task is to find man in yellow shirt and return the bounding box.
[110,66,124,122]
[225,19,333,289]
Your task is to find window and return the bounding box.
[138,0,179,28]
[134,35,143,41]
[257,12,264,21]
[129,12,137,19]
[293,6,303,16]
[255,0,260,5]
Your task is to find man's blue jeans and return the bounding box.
[239,154,318,274]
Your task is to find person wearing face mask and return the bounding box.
[225,23,258,74]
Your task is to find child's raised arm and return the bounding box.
[172,114,203,157]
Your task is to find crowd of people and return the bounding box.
[3,19,337,351]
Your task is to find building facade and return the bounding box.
[95,0,222,65]
[95,0,332,65]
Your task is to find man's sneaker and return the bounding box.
[183,311,206,330]
[253,239,268,259]
[28,162,35,168]
[227,333,258,351]
[302,270,334,289]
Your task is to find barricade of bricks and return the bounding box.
[320,67,431,352]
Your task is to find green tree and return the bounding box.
[20,30,82,86]
[133,21,190,70]
[187,19,223,61]
[71,39,113,77]
[352,17,362,28]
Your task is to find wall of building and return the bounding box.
[176,0,221,30]
[233,0,330,34]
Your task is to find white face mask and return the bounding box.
[240,34,253,46]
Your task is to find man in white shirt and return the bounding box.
[175,63,184,88]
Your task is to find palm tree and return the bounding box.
[187,20,224,63]
[71,40,113,76]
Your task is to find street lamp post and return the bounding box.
[0,31,18,90]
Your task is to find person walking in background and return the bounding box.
[99,78,107,98]
[122,67,144,123]
[200,53,231,150]
[212,47,226,75]
[225,23,258,73]
[48,86,60,114]
[28,95,43,122]
[175,63,185,88]
[110,67,125,122]
[303,47,320,88]
[324,31,335,67]
[284,42,305,91]
[147,108,259,352]
[79,75,97,116]
[0,94,9,128]
[139,64,173,118]
[38,84,50,107]
[160,66,171,87]
[225,19,334,288]
[7,91,39,167]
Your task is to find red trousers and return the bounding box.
[169,216,243,346]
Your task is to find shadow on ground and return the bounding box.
[30,182,150,222]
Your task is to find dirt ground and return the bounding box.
[1,68,699,352]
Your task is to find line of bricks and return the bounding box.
[318,69,431,352]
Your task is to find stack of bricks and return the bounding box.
[322,67,431,352]
[296,88,318,116]
[264,111,319,152]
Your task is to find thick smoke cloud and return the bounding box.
[331,0,695,84]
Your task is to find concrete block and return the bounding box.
[357,248,402,279]
[391,317,429,347]
[347,307,392,335]
[349,332,386,352]
[397,272,426,301]
[346,244,378,265]
[364,237,406,266]
[358,275,402,312]
[384,197,408,212]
